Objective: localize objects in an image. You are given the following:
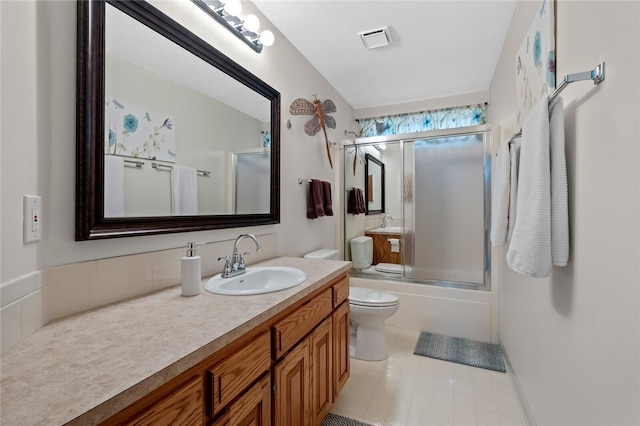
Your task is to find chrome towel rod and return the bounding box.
[151,162,211,177]
[507,62,606,143]
[124,159,145,168]
[550,61,605,101]
[298,178,312,184]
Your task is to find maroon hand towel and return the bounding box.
[308,180,325,219]
[322,181,333,216]
[307,184,318,219]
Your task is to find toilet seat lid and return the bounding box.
[349,287,399,307]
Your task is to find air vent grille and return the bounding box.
[358,26,392,49]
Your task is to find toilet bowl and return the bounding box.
[305,245,399,361]
[349,287,399,361]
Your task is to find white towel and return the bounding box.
[507,136,522,242]
[549,97,569,266]
[172,166,198,215]
[490,139,511,246]
[104,155,124,217]
[507,96,552,277]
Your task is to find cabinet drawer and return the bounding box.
[125,376,203,426]
[273,288,332,359]
[208,332,271,417]
[332,276,349,307]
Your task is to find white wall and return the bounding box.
[490,2,640,425]
[0,0,355,287]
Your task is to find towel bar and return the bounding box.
[152,162,211,177]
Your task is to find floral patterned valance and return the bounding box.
[357,104,487,137]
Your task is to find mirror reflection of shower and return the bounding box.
[343,127,491,290]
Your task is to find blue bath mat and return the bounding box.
[414,332,506,373]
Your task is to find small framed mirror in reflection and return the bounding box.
[364,153,385,215]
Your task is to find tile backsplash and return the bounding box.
[1,233,277,354]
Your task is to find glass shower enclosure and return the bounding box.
[343,125,491,290]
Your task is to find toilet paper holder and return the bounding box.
[388,238,400,253]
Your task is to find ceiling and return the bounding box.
[252,0,517,110]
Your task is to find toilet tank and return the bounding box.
[304,249,340,260]
[350,236,373,269]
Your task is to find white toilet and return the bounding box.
[349,287,399,361]
[304,244,399,361]
[349,237,400,361]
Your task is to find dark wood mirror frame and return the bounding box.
[76,0,281,240]
[364,153,385,215]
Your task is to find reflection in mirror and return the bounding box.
[232,149,271,214]
[104,3,270,218]
[365,154,385,215]
[76,0,281,240]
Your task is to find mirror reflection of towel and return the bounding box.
[347,188,366,215]
[104,155,124,217]
[172,166,198,215]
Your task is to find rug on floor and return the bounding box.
[322,413,374,426]
[413,331,507,373]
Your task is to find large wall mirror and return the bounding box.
[76,0,281,240]
[364,154,385,215]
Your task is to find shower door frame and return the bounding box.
[344,124,492,292]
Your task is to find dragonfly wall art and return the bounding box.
[289,95,337,168]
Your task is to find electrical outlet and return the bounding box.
[23,195,42,243]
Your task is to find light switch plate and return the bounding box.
[23,195,42,243]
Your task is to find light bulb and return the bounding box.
[243,14,260,32]
[223,0,241,16]
[259,30,274,47]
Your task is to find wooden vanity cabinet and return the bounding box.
[102,273,350,426]
[365,232,402,264]
[272,275,350,426]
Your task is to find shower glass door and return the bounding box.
[408,134,486,284]
[343,127,491,290]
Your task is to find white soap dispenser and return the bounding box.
[181,242,202,297]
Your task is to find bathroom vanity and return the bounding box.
[365,228,402,265]
[0,257,351,426]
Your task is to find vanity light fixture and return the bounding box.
[191,0,275,52]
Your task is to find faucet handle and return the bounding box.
[238,252,250,269]
[217,256,232,276]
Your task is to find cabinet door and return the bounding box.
[273,338,310,426]
[211,374,270,426]
[125,376,203,426]
[332,302,350,398]
[310,317,333,426]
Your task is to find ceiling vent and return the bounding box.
[358,26,392,49]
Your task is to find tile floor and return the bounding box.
[330,326,526,426]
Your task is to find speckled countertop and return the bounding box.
[0,257,351,426]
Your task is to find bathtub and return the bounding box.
[349,276,497,343]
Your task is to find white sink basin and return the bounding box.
[367,226,402,234]
[204,266,307,295]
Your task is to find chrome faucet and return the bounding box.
[218,234,262,278]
